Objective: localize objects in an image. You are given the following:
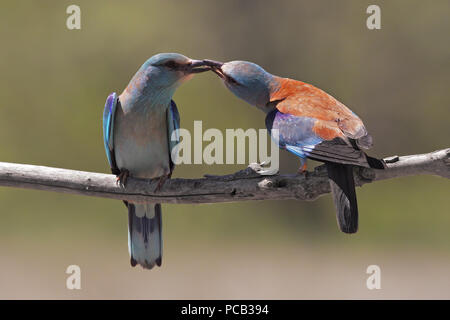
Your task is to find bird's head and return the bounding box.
[144,53,209,88]
[204,60,277,111]
[121,53,209,106]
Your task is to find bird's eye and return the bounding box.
[164,61,178,69]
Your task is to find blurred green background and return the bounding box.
[0,0,449,299]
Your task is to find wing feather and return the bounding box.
[271,78,368,140]
[266,109,371,167]
[102,92,120,174]
[166,100,180,172]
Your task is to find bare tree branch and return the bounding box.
[0,148,448,204]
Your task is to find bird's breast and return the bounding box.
[113,105,170,179]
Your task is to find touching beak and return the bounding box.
[188,60,210,74]
[203,59,225,79]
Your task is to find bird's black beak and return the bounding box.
[203,59,225,79]
[188,60,210,74]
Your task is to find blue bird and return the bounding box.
[103,53,208,269]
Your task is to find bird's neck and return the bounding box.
[119,83,175,114]
[252,75,284,113]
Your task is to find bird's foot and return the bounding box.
[248,161,279,176]
[154,174,169,192]
[297,162,308,175]
[116,168,130,187]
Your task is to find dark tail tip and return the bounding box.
[156,257,162,267]
[326,163,359,234]
[366,155,386,169]
[130,257,137,267]
[333,190,359,234]
[338,207,358,234]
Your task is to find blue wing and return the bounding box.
[265,109,322,158]
[265,109,370,166]
[166,100,180,172]
[102,92,120,174]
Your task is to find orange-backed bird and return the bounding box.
[204,59,385,234]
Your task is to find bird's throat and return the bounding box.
[119,87,174,115]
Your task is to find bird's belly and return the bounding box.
[114,108,170,179]
[115,139,170,179]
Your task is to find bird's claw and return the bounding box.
[116,169,130,187]
[248,161,278,176]
[154,174,169,192]
[297,162,308,175]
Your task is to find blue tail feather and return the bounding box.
[127,203,162,269]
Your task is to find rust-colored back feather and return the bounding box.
[270,77,367,140]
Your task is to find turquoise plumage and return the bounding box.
[103,92,119,174]
[102,53,208,269]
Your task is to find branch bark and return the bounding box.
[0,148,448,204]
